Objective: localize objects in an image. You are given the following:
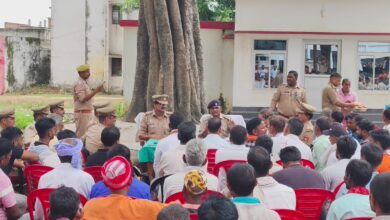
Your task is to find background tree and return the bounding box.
[126,0,207,122]
[198,0,235,21]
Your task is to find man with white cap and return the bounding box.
[83,156,165,219]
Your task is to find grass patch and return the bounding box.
[15,110,34,130]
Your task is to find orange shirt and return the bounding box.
[377,153,390,173]
[83,194,165,220]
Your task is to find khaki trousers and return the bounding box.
[74,112,92,138]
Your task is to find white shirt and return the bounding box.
[29,143,61,168]
[203,133,229,150]
[153,133,180,177]
[383,124,390,133]
[215,144,249,191]
[253,176,296,210]
[283,134,313,161]
[321,159,350,191]
[271,132,285,161]
[322,139,361,168]
[157,144,186,177]
[163,166,218,202]
[327,194,375,220]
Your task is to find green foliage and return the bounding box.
[121,0,140,13]
[115,102,127,119]
[198,0,235,21]
[218,93,230,114]
[15,111,34,130]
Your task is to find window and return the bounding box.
[111,58,122,76]
[304,43,339,74]
[112,5,121,24]
[358,42,390,91]
[253,40,287,89]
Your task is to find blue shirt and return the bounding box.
[89,179,151,200]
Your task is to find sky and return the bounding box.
[0,0,51,28]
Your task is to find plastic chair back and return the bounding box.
[84,166,103,182]
[150,174,173,202]
[274,209,305,220]
[189,213,199,220]
[276,160,314,169]
[295,188,335,220]
[165,190,224,203]
[24,164,54,192]
[206,149,217,173]
[213,160,247,176]
[27,188,87,220]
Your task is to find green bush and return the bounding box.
[15,111,34,130]
[115,102,127,119]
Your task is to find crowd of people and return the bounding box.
[0,65,390,220]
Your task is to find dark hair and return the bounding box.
[0,138,13,157]
[345,159,373,187]
[157,204,189,220]
[246,118,262,135]
[229,125,247,145]
[305,112,314,120]
[101,126,120,147]
[342,78,350,84]
[330,73,342,78]
[49,186,80,220]
[279,146,301,163]
[35,118,56,139]
[288,70,298,79]
[370,173,390,214]
[98,114,110,123]
[247,146,272,177]
[353,115,364,123]
[287,118,304,136]
[370,129,390,150]
[169,112,185,130]
[207,117,222,133]
[198,195,238,220]
[361,144,383,168]
[315,117,331,132]
[345,113,359,121]
[177,122,196,144]
[269,116,285,133]
[254,135,273,154]
[336,136,357,159]
[357,119,375,132]
[57,129,77,140]
[107,144,131,162]
[383,109,390,121]
[1,127,22,141]
[331,111,344,123]
[227,164,257,196]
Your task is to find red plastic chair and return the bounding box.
[274,209,305,220]
[213,160,247,176]
[206,149,217,173]
[24,164,54,192]
[276,159,315,169]
[333,181,345,196]
[294,188,335,220]
[27,188,87,220]
[189,213,199,220]
[165,190,224,203]
[84,166,103,182]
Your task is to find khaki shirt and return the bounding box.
[270,84,307,118]
[322,83,341,111]
[24,123,37,145]
[300,121,314,146]
[85,123,105,154]
[73,77,93,111]
[86,116,99,131]
[199,114,233,138]
[137,111,171,141]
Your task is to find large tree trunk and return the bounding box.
[126,0,206,122]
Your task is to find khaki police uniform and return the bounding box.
[48,100,65,117]
[73,65,94,138]
[86,101,111,130]
[198,114,233,138]
[298,102,316,146]
[270,84,307,118]
[0,107,15,134]
[84,105,116,154]
[322,83,341,112]
[24,105,49,146]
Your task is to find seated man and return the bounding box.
[369,129,390,173]
[254,135,282,173]
[198,195,239,220]
[181,170,208,213]
[86,126,120,167]
[203,117,229,149]
[0,138,21,220]
[227,164,280,220]
[163,139,218,201]
[48,186,82,220]
[89,144,151,200]
[23,105,49,147]
[245,118,266,148]
[370,173,390,218]
[248,146,296,210]
[83,156,165,219]
[312,117,331,171]
[157,122,196,177]
[157,204,189,220]
[356,119,375,147]
[273,146,325,189]
[57,129,77,140]
[268,115,286,161]
[215,125,250,191]
[29,118,60,167]
[322,136,357,191]
[283,118,313,161]
[327,160,375,220]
